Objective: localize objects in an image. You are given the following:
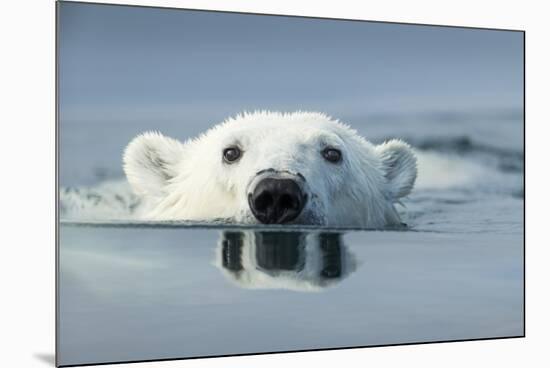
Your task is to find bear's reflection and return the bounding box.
[215,231,357,292]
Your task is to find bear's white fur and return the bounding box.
[124,111,417,228]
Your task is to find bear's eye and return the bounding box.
[321,148,342,163]
[223,146,242,163]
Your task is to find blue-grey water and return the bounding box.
[58,225,523,366]
[57,2,524,366]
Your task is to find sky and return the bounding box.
[58,1,524,125]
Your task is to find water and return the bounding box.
[58,225,523,366]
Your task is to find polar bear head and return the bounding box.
[123,111,417,228]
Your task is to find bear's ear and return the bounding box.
[374,139,417,199]
[123,132,186,197]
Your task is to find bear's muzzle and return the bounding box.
[248,171,307,224]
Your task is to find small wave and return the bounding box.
[407,137,522,178]
[414,150,486,190]
[413,136,522,160]
[60,180,139,220]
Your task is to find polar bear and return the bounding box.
[123,111,417,228]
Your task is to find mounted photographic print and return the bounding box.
[56,1,525,366]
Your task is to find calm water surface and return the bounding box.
[58,224,523,366]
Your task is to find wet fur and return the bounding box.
[123,111,417,228]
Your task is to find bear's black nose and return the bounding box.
[249,178,306,224]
